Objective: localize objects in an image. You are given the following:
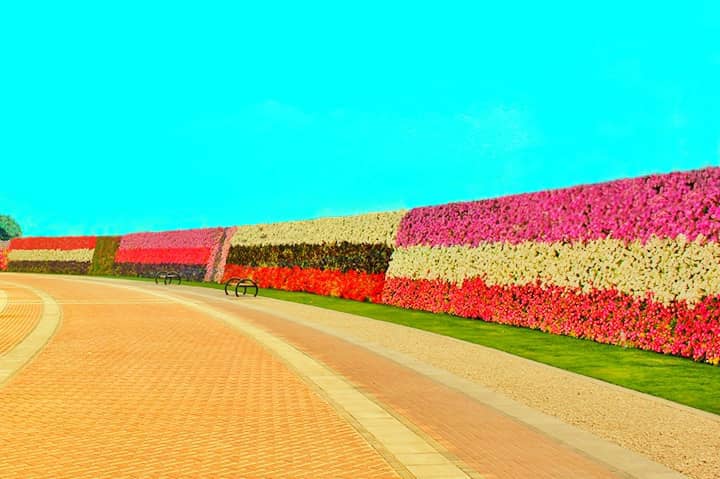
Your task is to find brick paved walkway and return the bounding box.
[0,274,678,478]
[0,283,41,354]
[0,276,400,478]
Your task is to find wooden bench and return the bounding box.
[224,277,259,297]
[155,271,182,285]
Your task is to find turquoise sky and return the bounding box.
[2,2,719,236]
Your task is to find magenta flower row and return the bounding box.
[118,228,225,250]
[397,167,720,247]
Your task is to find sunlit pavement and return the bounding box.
[0,274,672,478]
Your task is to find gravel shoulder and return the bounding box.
[243,296,719,479]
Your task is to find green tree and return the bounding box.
[0,215,22,240]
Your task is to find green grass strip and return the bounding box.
[50,274,720,415]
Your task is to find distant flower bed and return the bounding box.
[5,236,97,274]
[115,228,225,280]
[0,241,8,271]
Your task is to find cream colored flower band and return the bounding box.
[386,237,720,305]
[230,211,406,247]
[7,248,95,263]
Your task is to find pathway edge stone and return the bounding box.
[0,288,7,314]
[231,297,688,479]
[0,280,62,388]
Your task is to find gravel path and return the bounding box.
[250,297,719,479]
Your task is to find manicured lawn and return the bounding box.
[103,275,720,415]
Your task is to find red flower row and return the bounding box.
[381,277,720,364]
[9,236,97,251]
[222,264,386,302]
[0,247,7,271]
[115,248,212,265]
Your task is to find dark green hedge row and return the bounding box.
[7,261,91,275]
[226,242,394,274]
[114,263,206,282]
[89,236,121,276]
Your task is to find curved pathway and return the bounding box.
[0,276,399,478]
[0,281,44,355]
[0,273,694,478]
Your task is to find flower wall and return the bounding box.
[0,241,9,271]
[6,236,97,274]
[2,167,719,364]
[383,167,720,364]
[223,211,405,302]
[114,228,226,282]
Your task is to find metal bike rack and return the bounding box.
[224,277,259,297]
[155,271,182,285]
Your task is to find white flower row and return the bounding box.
[8,248,95,263]
[230,211,406,247]
[386,237,720,305]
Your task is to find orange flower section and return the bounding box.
[222,265,385,302]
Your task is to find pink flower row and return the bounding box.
[118,228,225,250]
[397,167,720,247]
[382,277,720,364]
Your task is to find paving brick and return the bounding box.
[0,284,42,354]
[0,276,400,479]
[208,298,625,479]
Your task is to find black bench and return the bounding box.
[224,277,259,297]
[155,271,182,285]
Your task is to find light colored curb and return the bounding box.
[71,277,475,479]
[0,288,7,314]
[0,280,62,388]
[229,297,688,479]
